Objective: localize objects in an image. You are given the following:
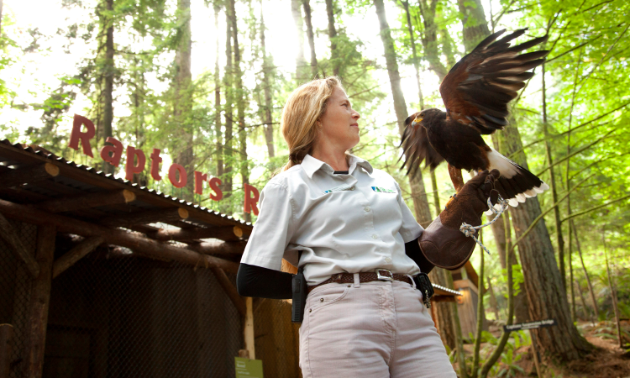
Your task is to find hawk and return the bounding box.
[400,29,550,208]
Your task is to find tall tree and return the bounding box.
[372,0,432,227]
[454,0,531,324]
[172,0,194,199]
[99,0,116,175]
[214,3,224,183]
[324,0,340,77]
[498,126,592,361]
[223,8,234,203]
[400,1,424,110]
[456,0,490,52]
[228,0,250,221]
[302,0,318,79]
[259,1,275,159]
[417,0,448,80]
[291,0,308,82]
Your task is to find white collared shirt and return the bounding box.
[240,154,424,285]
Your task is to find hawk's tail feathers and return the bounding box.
[486,148,549,210]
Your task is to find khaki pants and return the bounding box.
[299,277,457,378]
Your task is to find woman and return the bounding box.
[237,77,498,377]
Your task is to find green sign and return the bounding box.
[235,357,264,378]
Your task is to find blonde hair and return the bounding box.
[281,77,344,172]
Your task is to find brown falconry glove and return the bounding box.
[419,169,501,270]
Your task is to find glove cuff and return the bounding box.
[419,214,476,270]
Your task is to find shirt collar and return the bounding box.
[301,153,373,179]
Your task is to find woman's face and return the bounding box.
[316,86,361,152]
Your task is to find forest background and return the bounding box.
[0,0,628,375]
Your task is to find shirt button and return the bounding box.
[372,234,378,240]
[384,257,392,263]
[364,206,371,212]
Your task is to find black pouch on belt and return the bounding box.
[291,266,307,323]
[414,272,434,309]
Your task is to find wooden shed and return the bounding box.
[0,140,300,378]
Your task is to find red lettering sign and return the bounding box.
[100,137,123,167]
[194,171,208,195]
[150,149,162,181]
[168,164,187,188]
[125,146,146,181]
[244,183,260,215]
[69,114,95,157]
[209,177,223,201]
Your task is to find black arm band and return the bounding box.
[236,263,293,299]
[405,237,435,274]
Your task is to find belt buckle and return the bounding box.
[376,269,394,281]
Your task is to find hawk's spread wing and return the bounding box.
[439,29,549,134]
[400,112,445,176]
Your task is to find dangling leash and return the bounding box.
[459,194,509,255]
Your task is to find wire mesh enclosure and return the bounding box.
[0,222,303,377]
[0,220,37,378]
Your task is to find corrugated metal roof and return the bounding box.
[0,139,252,236]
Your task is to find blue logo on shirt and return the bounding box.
[371,186,395,193]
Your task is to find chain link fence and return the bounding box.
[1,223,302,378]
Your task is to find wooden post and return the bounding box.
[52,236,104,278]
[0,212,39,277]
[210,268,246,317]
[24,225,56,378]
[243,297,255,360]
[0,324,13,378]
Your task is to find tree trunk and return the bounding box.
[572,219,599,320]
[223,9,234,203]
[325,0,339,77]
[302,0,318,79]
[487,276,501,320]
[373,0,432,225]
[102,0,115,175]
[602,232,623,348]
[439,25,457,68]
[417,0,448,81]
[291,0,307,82]
[499,125,592,361]
[228,0,250,221]
[459,1,532,324]
[429,269,456,349]
[259,2,275,159]
[214,5,224,180]
[173,0,194,200]
[456,0,490,52]
[402,1,424,110]
[542,63,566,292]
[575,280,590,321]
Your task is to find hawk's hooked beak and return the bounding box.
[411,116,423,127]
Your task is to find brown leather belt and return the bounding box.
[308,269,413,294]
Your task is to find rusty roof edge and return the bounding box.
[0,139,253,230]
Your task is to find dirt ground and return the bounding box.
[456,320,630,378]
